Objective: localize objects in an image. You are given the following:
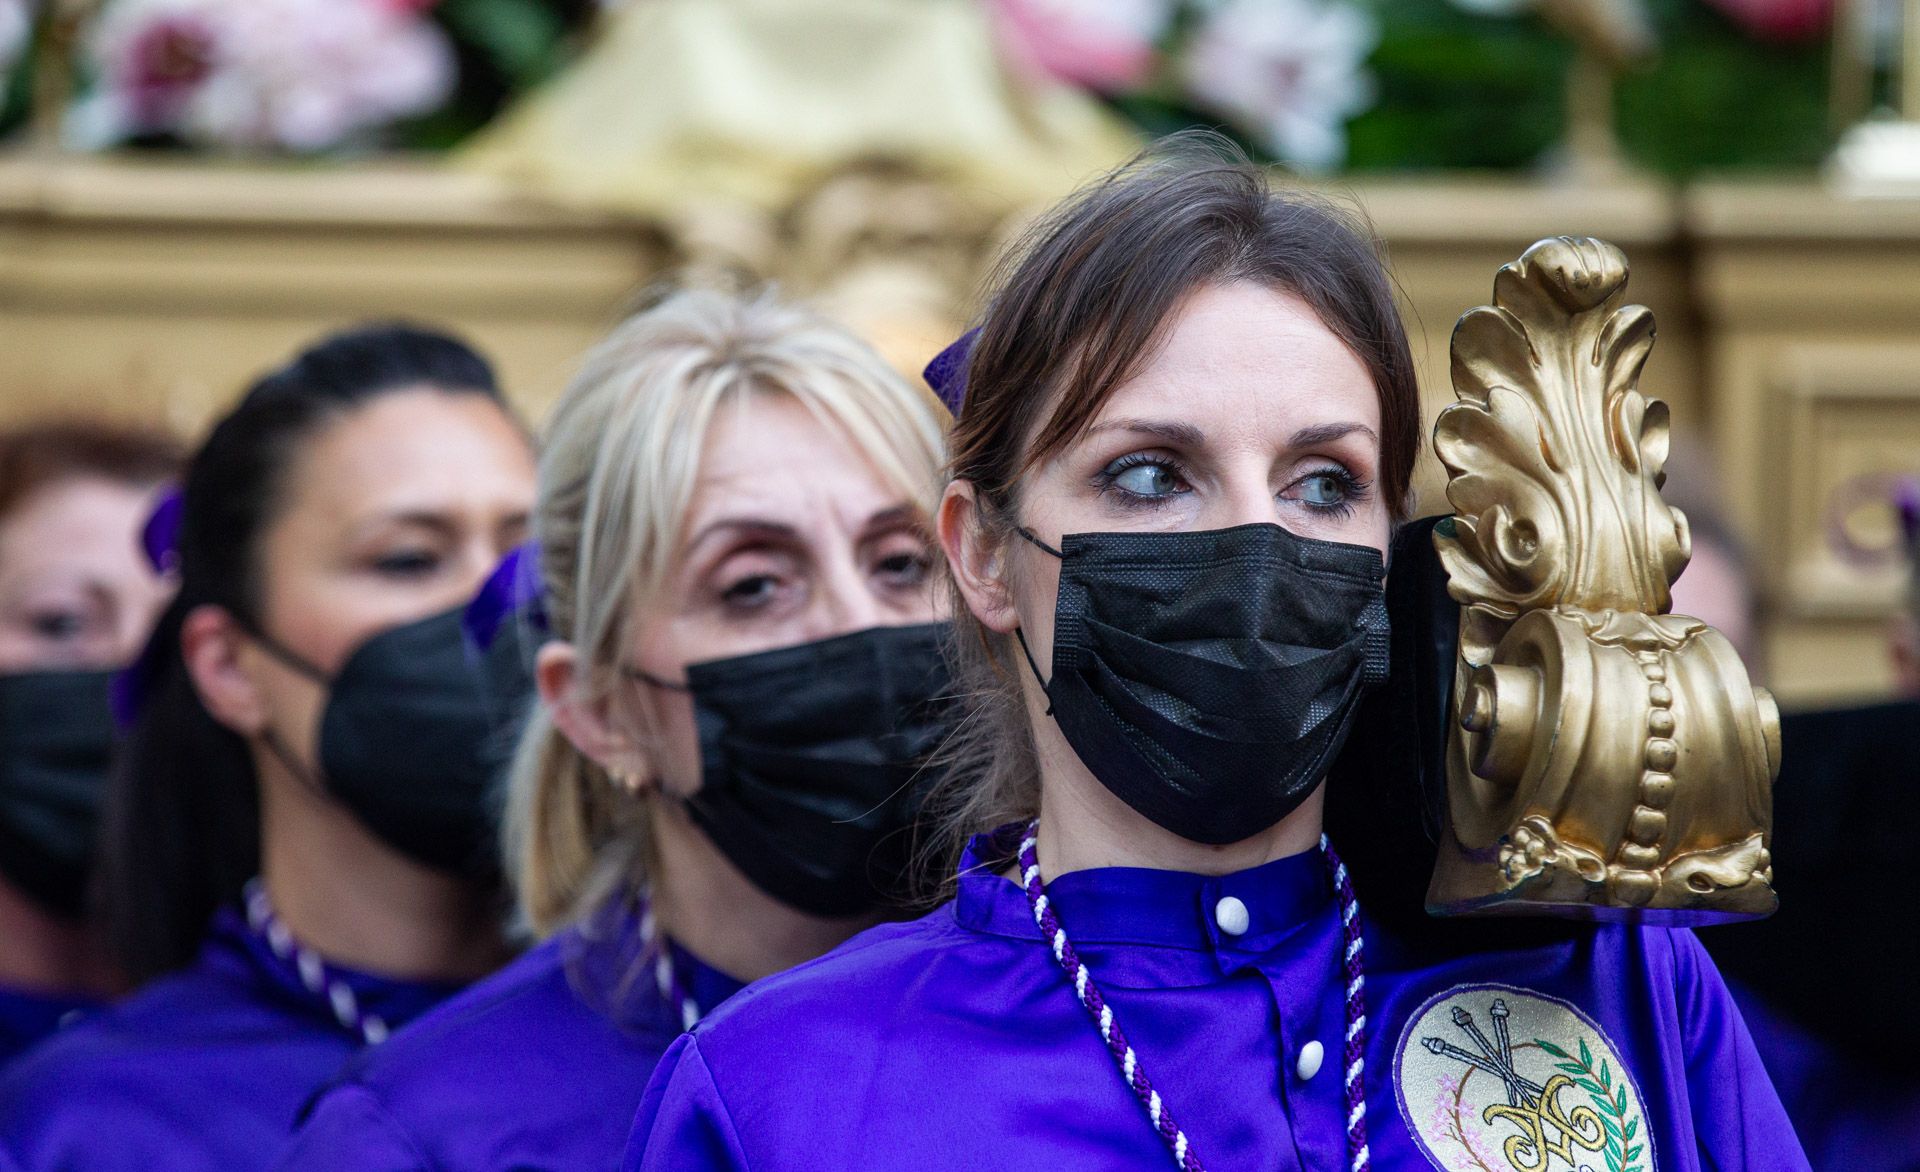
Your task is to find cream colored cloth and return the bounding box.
[456,0,1142,217]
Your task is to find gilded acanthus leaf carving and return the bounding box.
[1434,237,1690,631]
[1426,237,1779,924]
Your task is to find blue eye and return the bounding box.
[1286,467,1369,516]
[1297,472,1349,506]
[1098,455,1188,502]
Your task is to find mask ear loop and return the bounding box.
[623,667,691,693]
[234,619,338,806]
[1009,526,1065,717]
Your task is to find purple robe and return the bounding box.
[274,910,742,1171]
[1733,984,1920,1171]
[630,829,1807,1171]
[0,907,458,1171]
[0,986,93,1069]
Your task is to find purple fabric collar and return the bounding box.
[952,826,1333,952]
[211,905,463,1040]
[561,903,746,1033]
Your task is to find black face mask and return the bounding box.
[633,623,954,918]
[1014,522,1390,846]
[0,670,118,918]
[255,607,529,879]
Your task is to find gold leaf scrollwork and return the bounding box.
[1427,237,1780,923]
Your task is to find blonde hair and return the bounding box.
[504,288,949,936]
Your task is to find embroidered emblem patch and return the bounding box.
[1394,983,1655,1172]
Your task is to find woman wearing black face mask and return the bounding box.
[274,289,951,1171]
[0,422,179,1065]
[631,138,1804,1171]
[0,326,537,1172]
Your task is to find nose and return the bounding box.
[1204,468,1287,532]
[814,550,887,638]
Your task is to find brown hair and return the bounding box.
[0,420,182,523]
[931,134,1421,866]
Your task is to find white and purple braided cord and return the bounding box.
[243,879,390,1046]
[1016,823,1370,1172]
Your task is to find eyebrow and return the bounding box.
[351,510,460,541]
[858,504,924,538]
[1084,418,1208,447]
[1289,422,1378,448]
[689,503,923,553]
[686,517,801,552]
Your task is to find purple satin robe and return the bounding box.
[630,829,1807,1171]
[0,986,93,1069]
[0,907,458,1171]
[1733,984,1920,1171]
[274,910,742,1171]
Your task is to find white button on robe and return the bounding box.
[1214,896,1250,937]
[1296,1040,1325,1081]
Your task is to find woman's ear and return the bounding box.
[536,640,650,791]
[938,480,1019,635]
[180,605,269,736]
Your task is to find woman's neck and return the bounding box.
[0,878,121,997]
[1031,723,1325,880]
[644,794,883,984]
[255,753,508,983]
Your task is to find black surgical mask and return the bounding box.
[632,623,954,918]
[1014,522,1389,846]
[253,606,528,879]
[0,670,118,918]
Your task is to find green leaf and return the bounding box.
[1616,1085,1629,1113]
[1607,1149,1623,1172]
[1625,1119,1639,1141]
[1577,1079,1604,1095]
[1559,1062,1589,1076]
[1600,1059,1612,1090]
[1579,1038,1594,1068]
[1600,1114,1622,1139]
[1535,1038,1569,1059]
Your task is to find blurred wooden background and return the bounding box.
[2,155,1916,706]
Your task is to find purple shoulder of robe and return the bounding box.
[274,910,742,1172]
[1732,982,1920,1171]
[0,908,457,1172]
[627,834,1810,1172]
[0,986,94,1070]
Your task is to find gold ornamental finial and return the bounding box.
[1427,237,1780,923]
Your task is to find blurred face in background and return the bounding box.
[232,387,536,777]
[0,476,170,673]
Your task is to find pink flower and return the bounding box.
[118,10,218,127]
[73,0,454,151]
[1700,0,1832,40]
[1182,0,1378,171]
[988,0,1172,92]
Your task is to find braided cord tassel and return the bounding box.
[1019,828,1205,1172]
[1321,834,1370,1172]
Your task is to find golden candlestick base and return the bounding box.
[1426,237,1780,924]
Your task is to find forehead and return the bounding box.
[685,392,906,530]
[284,389,529,513]
[0,477,155,579]
[1091,282,1381,437]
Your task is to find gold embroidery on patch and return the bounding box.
[1395,984,1654,1172]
